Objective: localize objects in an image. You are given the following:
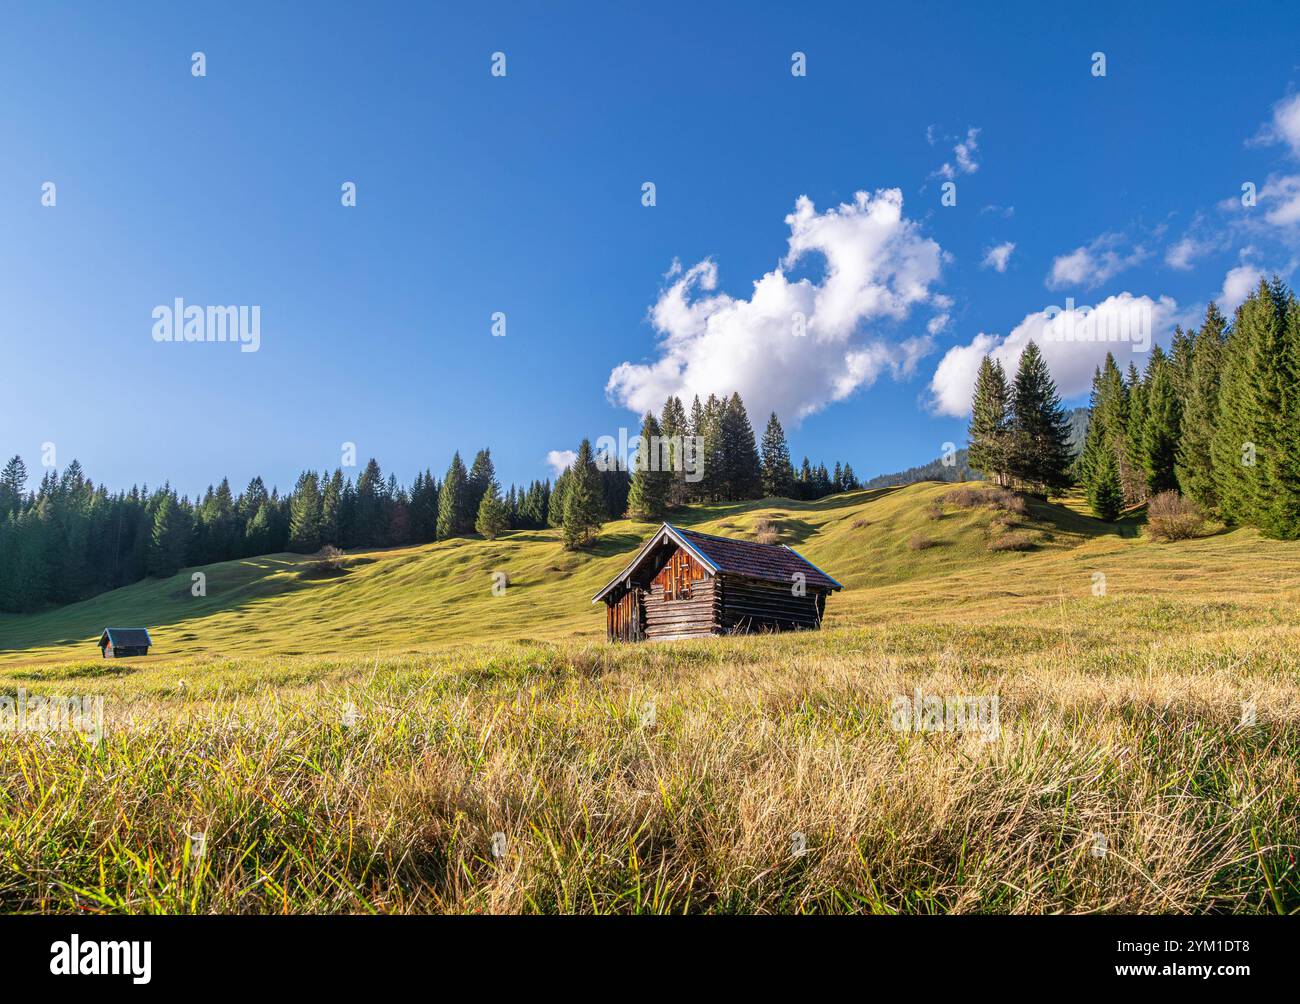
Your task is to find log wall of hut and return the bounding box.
[607,588,644,642]
[644,577,720,640]
[642,547,717,641]
[718,576,826,633]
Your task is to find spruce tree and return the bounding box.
[548,468,571,528]
[1175,303,1226,511]
[319,470,343,546]
[1122,363,1148,504]
[966,357,1012,485]
[1086,443,1124,521]
[437,451,470,539]
[147,491,188,577]
[760,412,795,498]
[719,393,762,499]
[700,394,725,502]
[626,412,670,520]
[12,507,51,609]
[1268,291,1300,538]
[682,396,704,502]
[1210,280,1288,527]
[1139,350,1181,495]
[562,439,604,548]
[385,482,411,546]
[1240,279,1300,537]
[287,471,323,553]
[474,477,510,540]
[244,500,274,555]
[598,459,631,519]
[1009,341,1073,495]
[1077,365,1108,496]
[354,459,384,545]
[797,457,813,500]
[466,450,495,516]
[408,469,438,543]
[813,463,831,498]
[660,395,690,509]
[0,455,28,517]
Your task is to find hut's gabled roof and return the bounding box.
[674,526,842,592]
[99,627,153,648]
[591,523,842,603]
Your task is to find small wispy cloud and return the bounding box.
[1047,232,1150,289]
[981,241,1016,273]
[930,127,981,180]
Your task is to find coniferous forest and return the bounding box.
[0,392,859,613]
[968,277,1300,540]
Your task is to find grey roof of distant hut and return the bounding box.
[99,627,153,648]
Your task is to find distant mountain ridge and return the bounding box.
[862,408,1089,489]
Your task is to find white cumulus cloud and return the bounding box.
[545,450,576,477]
[1260,174,1300,227]
[981,241,1015,272]
[928,292,1183,418]
[1219,263,1266,313]
[605,188,946,424]
[1253,92,1300,157]
[1243,94,1300,230]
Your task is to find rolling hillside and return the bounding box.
[1,480,1295,671]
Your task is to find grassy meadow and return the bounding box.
[1,482,1298,913]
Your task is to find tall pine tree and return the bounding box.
[760,412,795,498]
[474,476,510,540]
[1175,302,1226,511]
[1139,347,1181,495]
[1008,341,1073,495]
[967,357,1012,485]
[562,439,604,548]
[437,452,471,539]
[626,412,670,520]
[287,471,323,553]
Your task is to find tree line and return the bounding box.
[621,391,858,522]
[965,340,1075,496]
[0,451,559,613]
[968,276,1300,540]
[1073,278,1300,536]
[0,392,857,612]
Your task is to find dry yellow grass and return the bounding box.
[1,483,1298,913]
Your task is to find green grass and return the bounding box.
[0,482,1171,669]
[1,482,1298,914]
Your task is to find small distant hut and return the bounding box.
[98,628,153,658]
[593,523,842,642]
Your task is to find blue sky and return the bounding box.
[4,1,1300,498]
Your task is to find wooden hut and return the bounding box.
[98,627,152,658]
[593,523,842,642]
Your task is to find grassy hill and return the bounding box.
[0,480,1251,670]
[2,482,1299,914]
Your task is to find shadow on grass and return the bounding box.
[0,553,354,657]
